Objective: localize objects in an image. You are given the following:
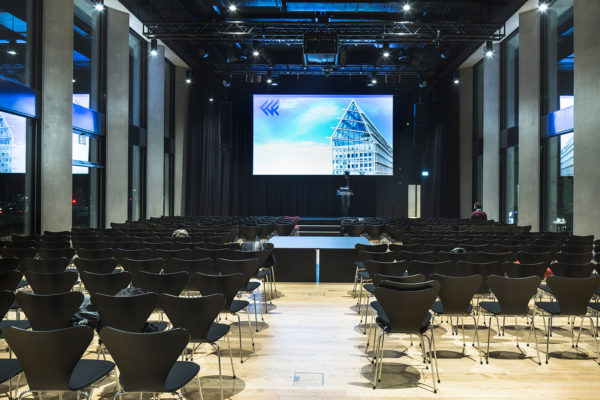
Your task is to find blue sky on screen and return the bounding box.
[253,94,393,175]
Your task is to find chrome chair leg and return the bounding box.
[227,333,236,378]
[211,343,224,400]
[236,314,244,363]
[246,306,255,349]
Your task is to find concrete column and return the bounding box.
[482,44,500,222]
[145,47,165,218]
[104,8,130,226]
[458,67,473,219]
[173,67,189,216]
[40,0,74,233]
[573,0,600,237]
[518,9,541,231]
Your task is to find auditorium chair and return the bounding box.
[16,291,83,330]
[74,257,119,274]
[80,271,132,296]
[24,270,78,295]
[120,258,164,276]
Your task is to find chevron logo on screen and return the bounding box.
[260,99,279,116]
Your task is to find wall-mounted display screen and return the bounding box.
[253,94,393,175]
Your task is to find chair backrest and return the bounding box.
[0,247,37,259]
[132,272,190,296]
[38,247,75,260]
[363,260,408,278]
[74,257,118,274]
[38,241,71,250]
[389,243,423,252]
[515,251,554,265]
[502,261,547,278]
[163,258,215,275]
[188,273,244,309]
[0,257,20,273]
[214,258,260,286]
[560,244,593,254]
[355,243,388,252]
[4,326,95,391]
[406,260,455,278]
[430,274,483,315]
[548,262,595,278]
[76,248,114,259]
[371,273,425,286]
[159,293,225,340]
[80,271,132,295]
[115,248,154,261]
[0,270,23,291]
[547,275,600,315]
[192,247,230,260]
[5,240,38,249]
[374,281,440,334]
[16,291,84,330]
[120,258,164,274]
[486,275,541,315]
[554,252,593,265]
[72,241,106,250]
[24,271,78,295]
[91,292,158,332]
[153,248,193,261]
[395,250,436,262]
[20,257,70,274]
[99,327,190,392]
[0,290,15,319]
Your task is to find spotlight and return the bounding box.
[421,170,429,177]
[266,78,272,84]
[72,79,76,83]
[185,70,192,84]
[418,80,427,88]
[539,2,548,12]
[150,39,158,56]
[94,3,104,11]
[403,3,411,11]
[371,78,377,84]
[453,71,459,85]
[6,40,16,55]
[228,4,237,11]
[383,51,390,58]
[485,41,494,58]
[252,50,259,56]
[209,98,214,102]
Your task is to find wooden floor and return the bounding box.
[3,283,600,399]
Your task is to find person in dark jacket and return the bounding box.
[470,202,487,220]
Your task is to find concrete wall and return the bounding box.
[518,9,541,231]
[104,8,130,226]
[458,67,474,219]
[145,47,166,218]
[482,44,501,222]
[573,0,600,237]
[40,0,74,233]
[173,67,189,216]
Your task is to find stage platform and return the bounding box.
[269,236,369,282]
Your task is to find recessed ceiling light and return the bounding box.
[403,3,411,11]
[383,51,390,58]
[539,3,548,12]
[252,50,259,56]
[228,4,237,11]
[94,3,104,11]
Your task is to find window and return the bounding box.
[129,32,144,126]
[73,0,102,111]
[163,60,175,216]
[0,0,35,86]
[501,31,519,130]
[72,133,102,228]
[472,60,484,140]
[542,0,574,115]
[501,146,519,224]
[542,132,573,232]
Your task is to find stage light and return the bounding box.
[94,3,104,11]
[6,39,16,55]
[228,4,237,11]
[209,98,214,102]
[266,77,272,84]
[252,50,259,56]
[485,41,494,58]
[403,3,411,11]
[150,39,158,56]
[453,71,459,85]
[421,171,429,177]
[185,70,192,84]
[539,2,548,12]
[383,51,390,58]
[371,77,377,85]
[72,79,76,83]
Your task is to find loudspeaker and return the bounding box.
[219,101,232,153]
[413,102,428,151]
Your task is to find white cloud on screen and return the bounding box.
[254,140,332,175]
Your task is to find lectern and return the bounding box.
[337,186,353,218]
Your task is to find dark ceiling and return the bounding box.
[120,0,526,89]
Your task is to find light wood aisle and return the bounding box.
[3,283,600,399]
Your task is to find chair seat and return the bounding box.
[589,302,600,312]
[69,359,115,390]
[480,301,530,316]
[540,285,552,295]
[431,301,473,315]
[0,359,22,384]
[164,361,200,392]
[206,323,230,343]
[364,283,375,294]
[354,261,364,270]
[376,313,432,334]
[229,299,249,314]
[256,269,269,279]
[535,301,561,315]
[370,301,389,323]
[146,321,169,333]
[245,281,261,292]
[16,280,28,290]
[358,270,369,280]
[0,320,31,336]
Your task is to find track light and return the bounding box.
[185,70,192,84]
[403,3,411,11]
[228,4,237,11]
[539,2,548,12]
[485,41,494,58]
[150,39,158,56]
[94,3,104,11]
[266,71,272,84]
[6,39,16,56]
[453,72,459,85]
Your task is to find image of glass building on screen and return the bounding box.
[253,94,393,175]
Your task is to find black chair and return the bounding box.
[555,252,593,265]
[395,250,436,262]
[120,258,164,275]
[80,271,132,295]
[72,241,106,250]
[188,273,254,363]
[406,260,455,278]
[560,244,593,254]
[548,262,595,278]
[160,293,235,400]
[74,257,119,274]
[535,275,600,363]
[0,357,22,400]
[239,225,259,241]
[502,261,548,279]
[0,257,20,273]
[0,247,37,260]
[38,247,75,260]
[99,327,203,400]
[24,270,78,294]
[91,292,163,332]
[20,257,70,274]
[455,261,504,295]
[352,244,388,296]
[0,290,30,334]
[430,274,483,362]
[4,241,38,250]
[154,248,193,261]
[76,248,114,259]
[371,280,441,392]
[344,224,365,237]
[38,240,71,250]
[4,326,115,399]
[364,224,384,241]
[0,271,24,292]
[192,247,230,260]
[479,275,542,364]
[163,258,215,275]
[16,291,84,330]
[114,248,154,262]
[132,271,190,296]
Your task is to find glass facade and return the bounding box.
[129,33,143,126]
[501,146,519,224]
[0,1,34,86]
[163,60,174,216]
[129,145,142,221]
[472,60,484,140]
[501,31,519,130]
[72,133,101,228]
[73,0,102,111]
[542,133,573,232]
